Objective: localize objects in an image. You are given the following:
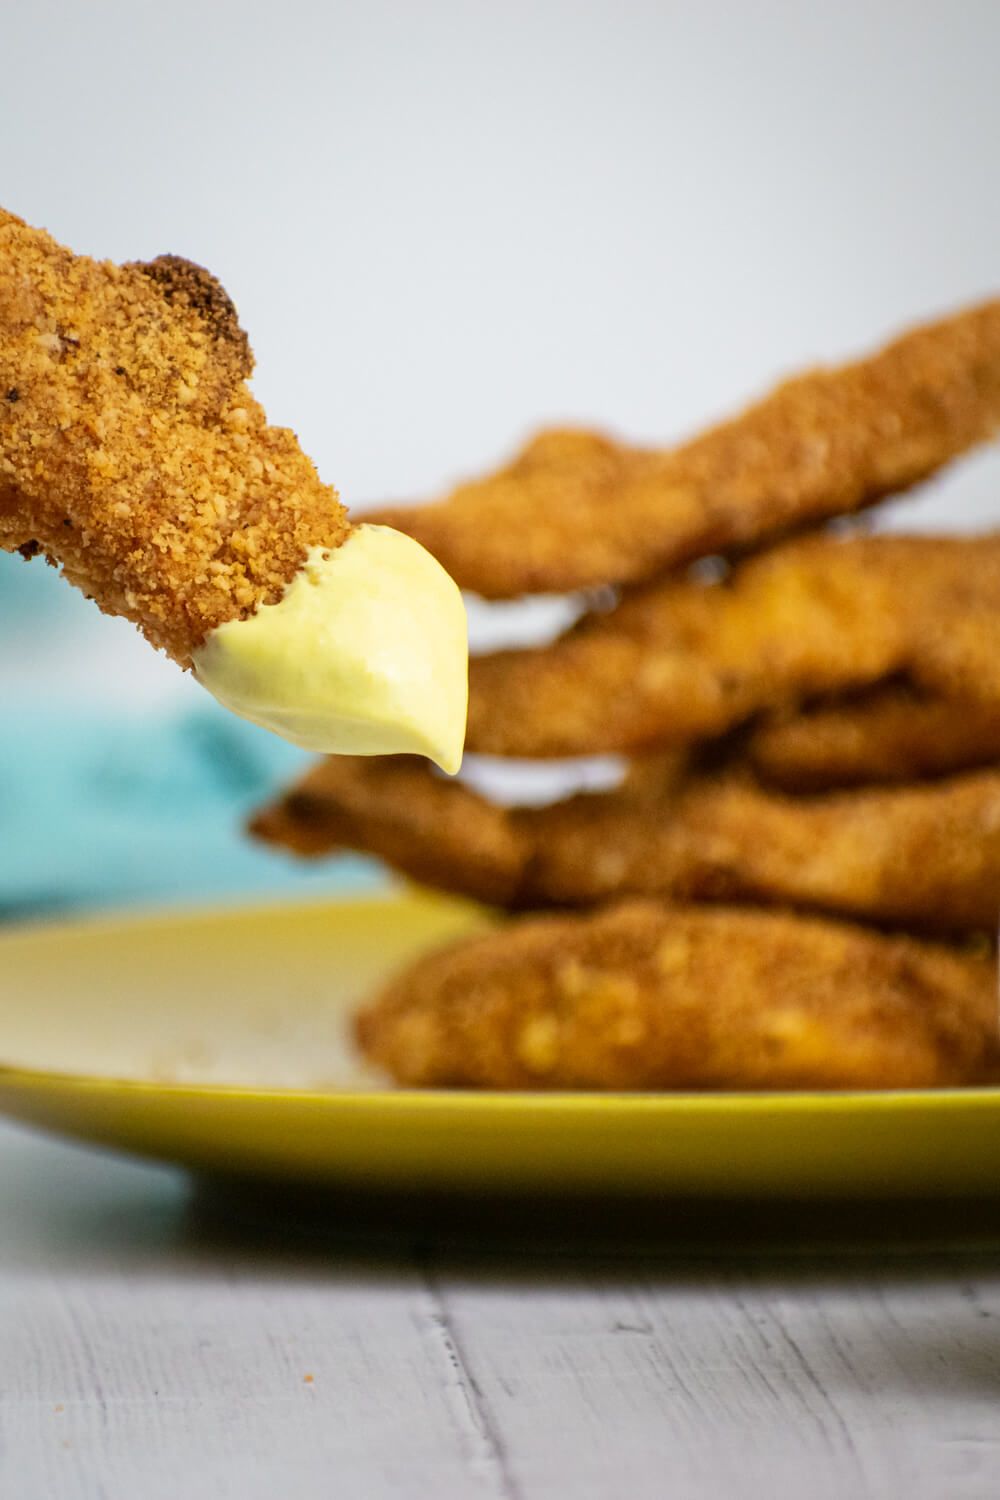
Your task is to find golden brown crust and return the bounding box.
[465,533,1000,757]
[251,753,1000,932]
[357,901,999,1090]
[251,754,533,906]
[0,211,350,663]
[248,754,684,907]
[371,300,1000,597]
[748,686,1000,791]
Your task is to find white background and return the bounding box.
[3,0,1000,707]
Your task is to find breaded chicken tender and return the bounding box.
[251,754,1000,932]
[748,685,1000,791]
[371,300,1000,597]
[466,533,1000,757]
[0,208,349,664]
[357,902,999,1090]
[251,753,532,905]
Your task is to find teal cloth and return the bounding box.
[0,702,384,919]
[0,550,382,917]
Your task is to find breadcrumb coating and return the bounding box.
[748,685,1000,791]
[371,299,1000,597]
[357,902,999,1090]
[251,753,531,905]
[465,532,1000,756]
[251,753,1000,933]
[0,209,349,663]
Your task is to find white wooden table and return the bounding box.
[3,1119,1000,1498]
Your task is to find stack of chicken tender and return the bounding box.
[253,301,1000,1092]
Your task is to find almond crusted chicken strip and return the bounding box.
[251,754,1000,932]
[250,752,692,906]
[0,208,349,664]
[357,901,999,1090]
[251,754,532,906]
[371,299,1000,597]
[466,533,1000,757]
[749,685,1000,791]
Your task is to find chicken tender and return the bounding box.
[251,754,1000,932]
[466,533,1000,757]
[357,901,999,1090]
[252,752,532,905]
[0,208,349,664]
[749,686,1000,791]
[371,299,1000,597]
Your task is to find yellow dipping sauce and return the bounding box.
[193,524,468,774]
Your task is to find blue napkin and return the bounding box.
[0,700,384,920]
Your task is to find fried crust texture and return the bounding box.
[251,753,1000,932]
[465,533,1000,756]
[357,901,999,1090]
[0,209,349,663]
[748,686,1000,791]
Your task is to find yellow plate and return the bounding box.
[1,890,999,1199]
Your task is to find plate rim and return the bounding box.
[2,1062,1000,1114]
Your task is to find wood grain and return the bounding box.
[2,1122,1000,1499]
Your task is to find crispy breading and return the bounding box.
[250,754,1000,932]
[356,901,999,1090]
[749,685,1000,791]
[465,533,1000,756]
[251,754,532,905]
[0,209,350,664]
[370,300,1000,597]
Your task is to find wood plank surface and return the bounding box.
[2,1121,1000,1499]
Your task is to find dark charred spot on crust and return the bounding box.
[114,366,126,377]
[17,540,41,560]
[131,255,253,379]
[5,388,19,402]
